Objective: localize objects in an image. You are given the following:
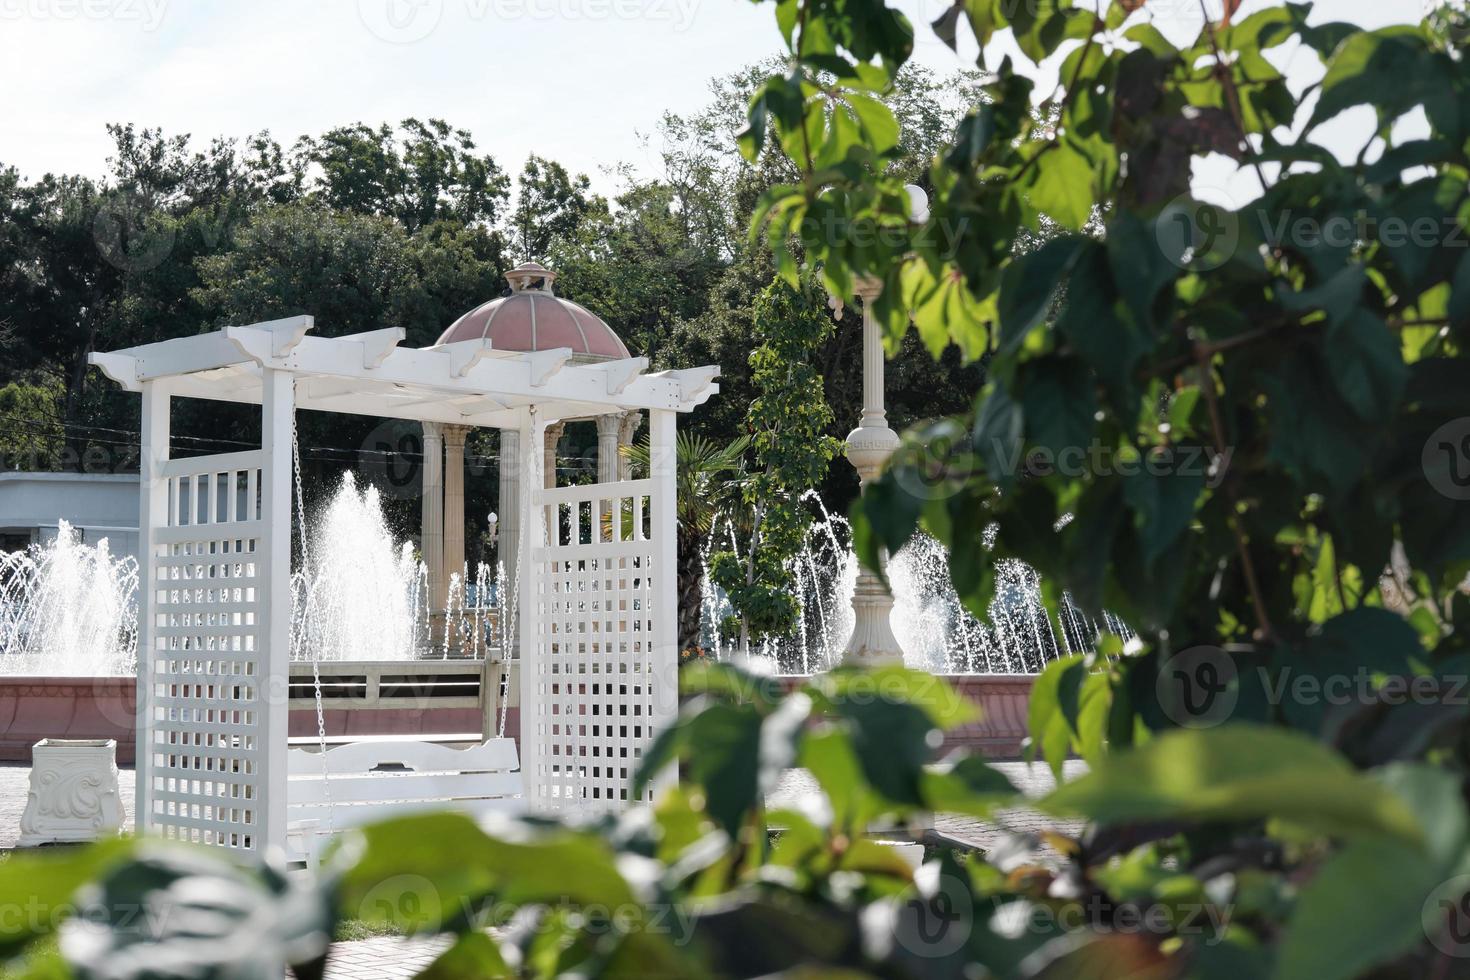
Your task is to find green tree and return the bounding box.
[511,155,598,263]
[708,277,840,653]
[294,118,510,231]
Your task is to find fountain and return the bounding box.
[697,498,1135,754]
[701,498,1126,676]
[0,472,510,761]
[291,473,428,663]
[0,521,138,676]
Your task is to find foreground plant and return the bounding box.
[4,663,1469,978]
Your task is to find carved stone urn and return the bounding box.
[19,739,126,846]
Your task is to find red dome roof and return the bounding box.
[433,262,630,360]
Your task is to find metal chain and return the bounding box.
[291,411,334,836]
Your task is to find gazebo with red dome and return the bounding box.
[89,263,719,856]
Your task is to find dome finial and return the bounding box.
[507,261,556,294]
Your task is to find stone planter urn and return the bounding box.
[18,739,126,846]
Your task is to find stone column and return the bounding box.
[421,422,446,640]
[442,424,469,654]
[617,410,641,481]
[595,414,623,544]
[497,427,521,653]
[543,422,565,490]
[842,277,903,665]
[543,422,565,546]
[596,413,622,484]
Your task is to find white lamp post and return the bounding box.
[838,184,927,665]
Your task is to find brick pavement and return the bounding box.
[0,758,1086,978]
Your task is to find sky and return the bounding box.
[0,0,1430,196]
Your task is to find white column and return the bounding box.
[258,368,294,853]
[134,381,170,835]
[842,277,903,665]
[421,422,445,622]
[518,408,547,807]
[443,424,469,614]
[648,409,679,798]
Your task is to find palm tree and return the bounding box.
[623,432,748,653]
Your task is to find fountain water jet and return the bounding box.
[0,521,138,676]
[701,499,1128,676]
[291,472,427,662]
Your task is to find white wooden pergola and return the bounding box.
[90,315,718,856]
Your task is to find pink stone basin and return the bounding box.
[777,673,1035,757]
[0,672,1032,766]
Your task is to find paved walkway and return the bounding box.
[0,759,1085,978]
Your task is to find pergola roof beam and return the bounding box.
[91,319,720,414]
[349,328,406,369]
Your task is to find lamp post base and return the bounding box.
[842,422,904,666]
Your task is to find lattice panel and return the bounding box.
[529,479,665,814]
[143,452,268,852]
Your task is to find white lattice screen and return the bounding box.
[526,464,674,814]
[139,449,271,852]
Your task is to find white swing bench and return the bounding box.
[285,736,525,866]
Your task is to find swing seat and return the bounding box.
[285,736,524,866]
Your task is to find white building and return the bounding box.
[0,471,141,562]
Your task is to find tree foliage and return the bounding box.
[709,277,841,649]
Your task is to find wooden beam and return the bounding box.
[601,357,648,395]
[100,330,715,413]
[88,352,140,392]
[348,327,405,369]
[441,339,499,378]
[267,315,314,357]
[529,348,573,387]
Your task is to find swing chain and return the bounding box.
[291,409,334,836]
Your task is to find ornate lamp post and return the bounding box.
[838,185,929,666]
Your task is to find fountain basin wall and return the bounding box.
[0,668,1030,766]
[777,673,1034,758]
[941,675,1034,757]
[0,677,138,763]
[0,660,521,765]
